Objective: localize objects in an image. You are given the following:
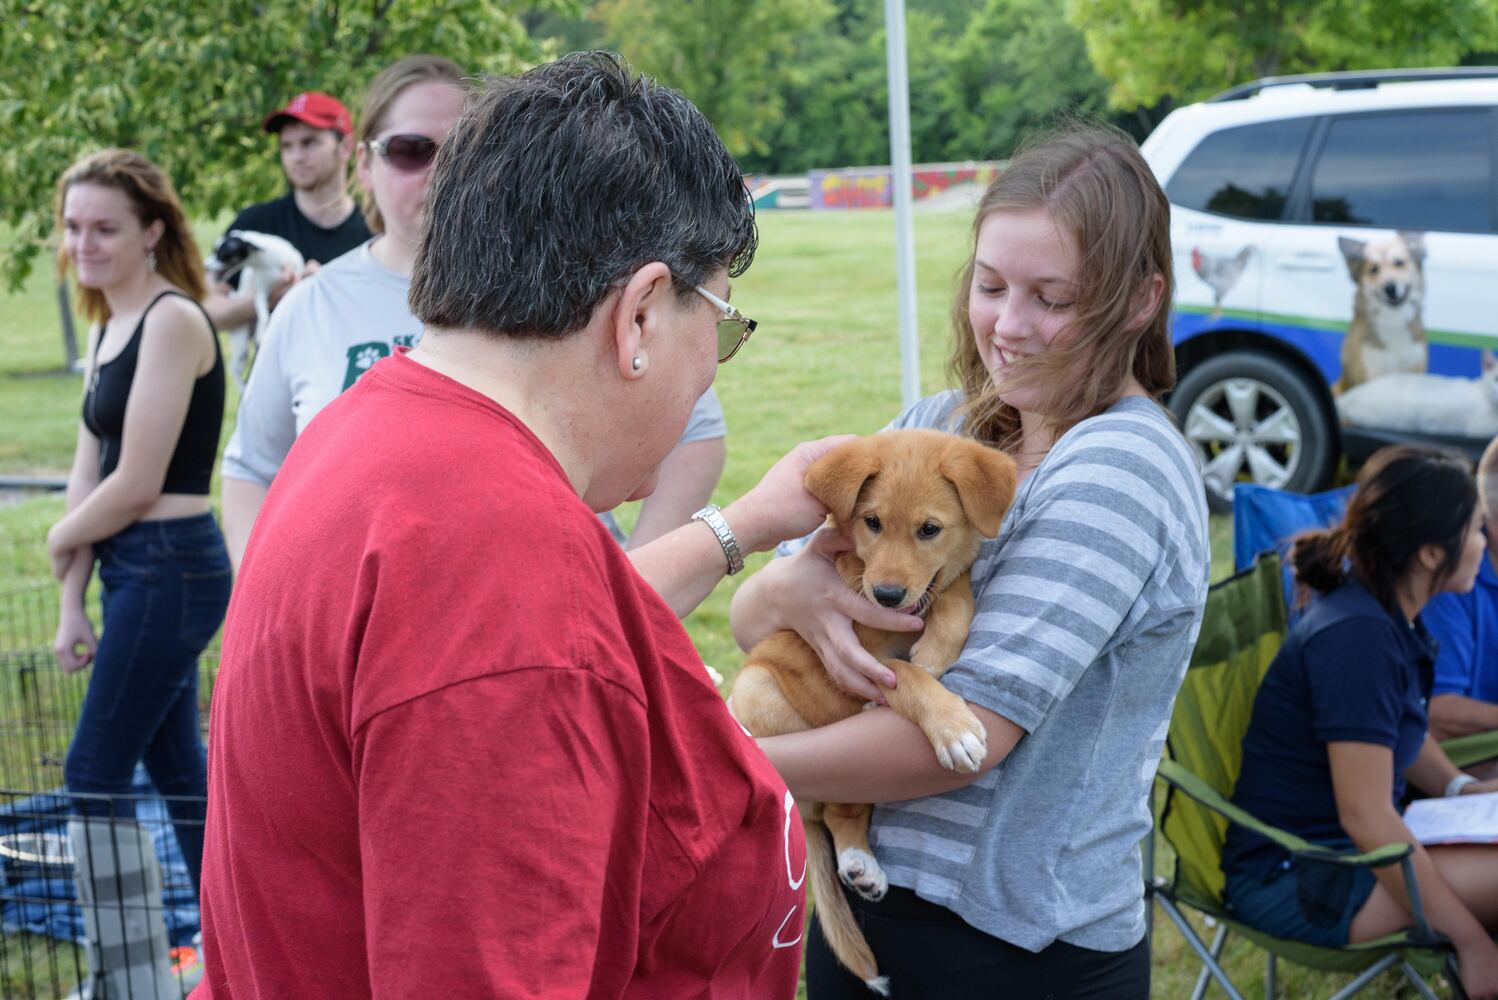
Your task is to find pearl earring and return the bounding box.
[631,356,642,371]
[147,249,157,273]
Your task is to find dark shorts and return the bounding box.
[1223,846,1378,948]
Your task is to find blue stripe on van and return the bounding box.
[1172,310,1492,382]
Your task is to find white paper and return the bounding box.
[1403,790,1498,845]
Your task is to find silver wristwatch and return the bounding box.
[692,504,744,576]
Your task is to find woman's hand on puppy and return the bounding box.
[723,436,854,555]
[730,524,923,704]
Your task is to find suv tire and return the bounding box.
[1170,351,1337,512]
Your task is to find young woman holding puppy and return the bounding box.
[48,149,230,902]
[1223,446,1498,999]
[731,124,1211,997]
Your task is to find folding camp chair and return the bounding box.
[1148,553,1470,1000]
[1232,482,1354,624]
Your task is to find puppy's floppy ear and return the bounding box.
[1338,237,1366,281]
[805,437,882,525]
[1398,230,1427,267]
[941,439,1018,539]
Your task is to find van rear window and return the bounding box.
[1166,118,1313,221]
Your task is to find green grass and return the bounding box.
[0,209,1446,998]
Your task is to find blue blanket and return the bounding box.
[0,768,199,947]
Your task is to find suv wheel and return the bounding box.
[1170,351,1337,512]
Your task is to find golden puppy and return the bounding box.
[731,429,1017,994]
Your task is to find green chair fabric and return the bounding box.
[1150,552,1464,998]
[1443,729,1498,772]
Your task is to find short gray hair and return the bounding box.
[409,51,757,339]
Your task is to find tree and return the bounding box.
[1068,0,1498,109]
[0,0,573,290]
[592,0,836,159]
[735,5,961,174]
[940,0,1119,161]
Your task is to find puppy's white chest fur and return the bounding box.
[1357,298,1426,378]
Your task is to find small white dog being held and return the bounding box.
[204,230,305,389]
[1337,350,1498,438]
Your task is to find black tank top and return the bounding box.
[81,291,225,495]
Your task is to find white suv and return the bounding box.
[1140,68,1498,509]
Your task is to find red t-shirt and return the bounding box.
[195,351,805,998]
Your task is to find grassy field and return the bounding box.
[0,208,1452,998]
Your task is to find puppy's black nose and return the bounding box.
[872,585,907,608]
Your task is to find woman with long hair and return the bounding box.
[48,148,230,904]
[730,123,1211,997]
[1224,445,1498,999]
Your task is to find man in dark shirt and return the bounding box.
[204,91,372,331]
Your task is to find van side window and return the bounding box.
[1165,118,1313,221]
[1309,110,1494,232]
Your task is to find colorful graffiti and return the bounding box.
[912,165,1000,200]
[808,162,1001,210]
[811,171,891,209]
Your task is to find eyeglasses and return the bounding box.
[695,286,757,364]
[366,134,439,173]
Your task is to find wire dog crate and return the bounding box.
[0,583,218,999]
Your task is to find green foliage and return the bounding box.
[592,0,837,158]
[737,0,1123,174]
[940,0,1117,160]
[0,0,576,291]
[1068,0,1498,108]
[733,4,887,174]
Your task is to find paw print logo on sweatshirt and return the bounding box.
[342,341,392,391]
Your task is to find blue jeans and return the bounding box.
[65,512,231,898]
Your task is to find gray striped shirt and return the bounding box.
[871,391,1210,953]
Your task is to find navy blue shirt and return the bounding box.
[1222,579,1437,883]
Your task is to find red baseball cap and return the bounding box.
[263,92,353,136]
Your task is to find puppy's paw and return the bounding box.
[837,847,888,901]
[926,704,988,773]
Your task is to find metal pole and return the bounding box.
[56,277,80,371]
[883,0,919,409]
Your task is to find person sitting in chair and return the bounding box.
[1426,436,1498,756]
[1222,446,1498,1000]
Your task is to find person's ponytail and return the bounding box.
[1289,527,1348,604]
[1292,446,1477,614]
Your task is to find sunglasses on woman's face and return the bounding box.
[366,134,439,173]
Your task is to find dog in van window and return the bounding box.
[1334,231,1427,393]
